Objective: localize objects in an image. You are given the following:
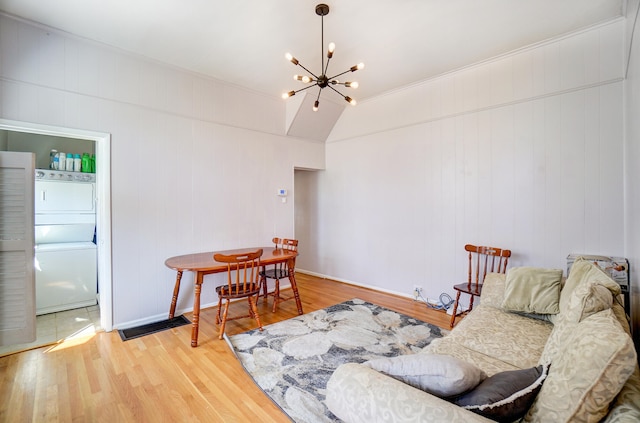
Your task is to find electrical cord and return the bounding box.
[417,291,454,311]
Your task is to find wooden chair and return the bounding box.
[450,244,511,328]
[214,248,263,339]
[259,237,298,312]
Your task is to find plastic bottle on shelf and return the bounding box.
[65,153,74,171]
[91,154,96,173]
[58,152,66,171]
[53,153,59,170]
[73,154,82,172]
[81,153,91,173]
[49,149,57,169]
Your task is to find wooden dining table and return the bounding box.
[164,246,302,347]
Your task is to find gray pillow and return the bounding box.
[502,267,562,314]
[363,353,487,397]
[454,365,548,423]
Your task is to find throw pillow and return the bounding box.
[502,267,562,315]
[559,258,615,314]
[477,272,506,308]
[565,278,619,323]
[454,364,548,423]
[363,353,487,397]
[526,309,636,423]
[539,265,622,366]
[526,309,637,423]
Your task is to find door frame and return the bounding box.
[0,118,113,332]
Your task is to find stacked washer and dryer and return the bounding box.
[34,169,98,315]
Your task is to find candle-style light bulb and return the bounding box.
[327,42,335,58]
[285,53,299,65]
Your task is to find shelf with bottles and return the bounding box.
[49,149,95,173]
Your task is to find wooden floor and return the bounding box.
[0,273,451,423]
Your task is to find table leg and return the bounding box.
[191,272,203,347]
[260,265,268,304]
[169,270,183,319]
[288,258,303,315]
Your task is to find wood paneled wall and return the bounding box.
[304,20,627,310]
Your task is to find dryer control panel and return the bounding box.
[35,169,95,182]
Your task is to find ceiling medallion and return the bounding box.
[282,3,364,111]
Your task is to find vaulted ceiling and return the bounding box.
[0,1,625,106]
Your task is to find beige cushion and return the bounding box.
[479,273,506,308]
[541,259,624,366]
[564,277,619,323]
[326,363,497,423]
[363,353,487,397]
[502,267,562,315]
[429,306,552,374]
[527,309,637,423]
[559,258,616,314]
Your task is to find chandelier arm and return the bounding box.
[291,83,320,95]
[324,56,332,78]
[296,62,320,80]
[327,68,353,81]
[326,84,348,98]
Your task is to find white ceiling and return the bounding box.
[0,0,625,104]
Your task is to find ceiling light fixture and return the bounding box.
[282,3,364,111]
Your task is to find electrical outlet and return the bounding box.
[412,285,423,300]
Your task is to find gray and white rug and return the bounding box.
[225,298,446,422]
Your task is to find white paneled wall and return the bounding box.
[0,14,324,328]
[624,0,640,339]
[311,20,626,303]
[329,20,624,142]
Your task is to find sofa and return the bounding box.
[326,258,640,422]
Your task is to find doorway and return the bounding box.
[294,168,321,274]
[0,119,112,338]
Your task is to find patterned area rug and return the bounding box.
[225,298,446,423]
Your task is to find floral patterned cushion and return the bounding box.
[540,262,623,367]
[478,272,507,308]
[326,363,496,423]
[526,308,636,423]
[434,306,552,372]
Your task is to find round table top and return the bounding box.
[164,246,297,272]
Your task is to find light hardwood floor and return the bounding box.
[0,273,451,422]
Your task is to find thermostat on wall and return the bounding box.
[277,189,287,196]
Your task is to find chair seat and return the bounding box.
[216,284,260,299]
[453,283,483,296]
[260,268,289,280]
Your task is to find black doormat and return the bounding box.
[118,315,191,341]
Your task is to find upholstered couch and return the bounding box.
[326,259,640,422]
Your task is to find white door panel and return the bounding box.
[0,151,36,346]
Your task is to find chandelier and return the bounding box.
[282,3,364,111]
